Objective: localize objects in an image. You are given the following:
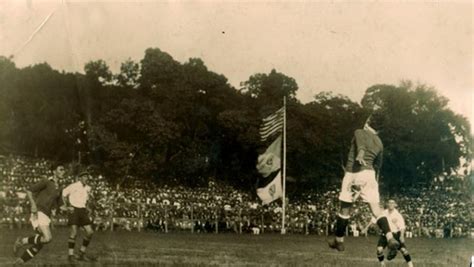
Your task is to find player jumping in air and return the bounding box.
[13,164,66,264]
[328,115,400,253]
[362,199,414,267]
[62,171,97,262]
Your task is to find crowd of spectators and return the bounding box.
[0,154,471,238]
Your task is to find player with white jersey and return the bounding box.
[62,171,96,262]
[363,199,414,267]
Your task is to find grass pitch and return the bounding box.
[0,228,471,266]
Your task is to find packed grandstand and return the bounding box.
[0,154,471,238]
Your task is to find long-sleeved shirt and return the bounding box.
[345,129,383,173]
[63,181,91,208]
[29,177,62,217]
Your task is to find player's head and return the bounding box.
[387,199,397,211]
[77,171,91,184]
[51,163,66,179]
[363,113,383,133]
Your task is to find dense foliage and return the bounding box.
[0,49,471,193]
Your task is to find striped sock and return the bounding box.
[20,243,43,262]
[403,254,412,262]
[335,214,350,238]
[25,234,41,245]
[80,238,91,254]
[68,237,76,256]
[377,251,384,262]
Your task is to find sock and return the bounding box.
[377,251,384,262]
[25,234,41,245]
[20,243,43,262]
[403,254,412,262]
[68,237,76,256]
[80,238,91,254]
[335,214,350,239]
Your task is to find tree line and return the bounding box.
[0,48,471,194]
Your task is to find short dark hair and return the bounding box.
[50,162,65,172]
[77,171,90,178]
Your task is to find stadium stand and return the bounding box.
[0,154,471,237]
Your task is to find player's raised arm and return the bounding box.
[61,184,73,211]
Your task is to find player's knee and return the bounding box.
[86,229,94,238]
[41,235,52,244]
[69,230,77,239]
[70,227,77,236]
[339,201,352,215]
[376,246,384,255]
[400,247,409,256]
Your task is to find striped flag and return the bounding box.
[260,107,284,141]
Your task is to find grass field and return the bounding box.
[0,228,472,266]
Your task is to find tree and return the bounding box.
[84,60,113,86]
[240,69,299,105]
[138,48,182,96]
[116,58,140,89]
[0,61,82,160]
[361,82,472,191]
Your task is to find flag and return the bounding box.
[256,135,281,177]
[260,107,284,141]
[257,171,283,204]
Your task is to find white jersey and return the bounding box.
[62,181,91,208]
[384,209,405,233]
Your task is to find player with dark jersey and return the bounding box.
[328,115,400,253]
[13,164,66,264]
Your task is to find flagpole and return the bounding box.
[281,96,287,234]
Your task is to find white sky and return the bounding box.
[0,1,472,129]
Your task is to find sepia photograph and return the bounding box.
[0,0,472,266]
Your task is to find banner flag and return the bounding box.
[257,171,283,205]
[256,135,282,177]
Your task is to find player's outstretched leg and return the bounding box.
[13,233,40,256]
[328,214,349,251]
[400,246,413,267]
[15,227,52,264]
[369,202,400,250]
[328,201,352,252]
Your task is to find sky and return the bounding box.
[0,1,472,128]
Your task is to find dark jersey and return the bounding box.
[29,177,62,217]
[345,129,383,173]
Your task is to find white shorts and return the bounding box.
[30,212,51,229]
[338,170,380,203]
